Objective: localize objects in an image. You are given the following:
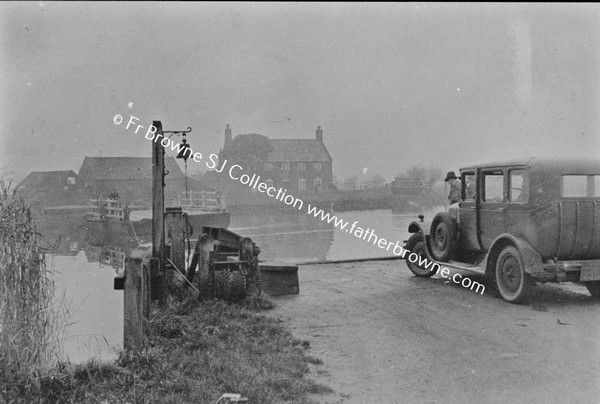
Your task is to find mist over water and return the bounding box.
[41,208,429,362]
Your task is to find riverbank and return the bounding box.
[6,296,331,404]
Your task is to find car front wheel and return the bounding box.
[584,281,600,298]
[405,234,437,277]
[495,245,532,303]
[429,212,457,262]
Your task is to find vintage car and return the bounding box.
[405,157,600,303]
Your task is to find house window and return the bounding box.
[67,177,76,185]
[265,163,273,171]
[266,179,274,188]
[299,178,306,192]
[298,162,306,171]
[313,162,322,171]
[314,178,322,192]
[282,162,289,171]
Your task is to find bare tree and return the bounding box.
[340,176,359,191]
[365,173,386,189]
[427,166,443,187]
[404,165,428,182]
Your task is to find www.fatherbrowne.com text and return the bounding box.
[113,114,485,295]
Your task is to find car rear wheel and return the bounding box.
[405,234,436,277]
[495,246,532,303]
[429,212,457,262]
[584,281,600,298]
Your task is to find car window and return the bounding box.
[508,169,528,202]
[461,172,476,201]
[562,175,588,197]
[595,176,600,197]
[562,175,600,197]
[483,171,504,202]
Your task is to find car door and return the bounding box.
[504,167,530,236]
[479,168,506,250]
[458,170,479,251]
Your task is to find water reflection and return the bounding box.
[33,204,442,363]
[230,205,334,262]
[35,209,126,363]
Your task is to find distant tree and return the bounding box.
[427,166,443,187]
[404,165,428,182]
[220,134,273,166]
[332,175,340,189]
[340,176,359,191]
[365,173,386,189]
[396,165,443,188]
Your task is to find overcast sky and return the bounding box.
[1,2,599,182]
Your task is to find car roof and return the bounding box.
[459,157,600,172]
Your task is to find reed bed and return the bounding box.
[0,181,56,398]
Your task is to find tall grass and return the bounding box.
[0,181,56,397]
[29,298,331,403]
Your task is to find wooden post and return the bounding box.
[240,237,260,297]
[166,207,185,275]
[123,258,148,351]
[142,261,151,319]
[149,257,163,303]
[187,233,214,299]
[152,120,165,302]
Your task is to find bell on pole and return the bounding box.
[176,137,191,162]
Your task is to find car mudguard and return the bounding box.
[408,219,432,237]
[484,234,543,275]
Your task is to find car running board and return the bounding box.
[438,260,487,275]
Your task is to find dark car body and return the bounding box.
[407,157,600,302]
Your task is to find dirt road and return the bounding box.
[270,260,600,404]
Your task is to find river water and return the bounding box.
[39,206,441,363]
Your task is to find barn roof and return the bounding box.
[266,139,332,163]
[17,170,80,189]
[78,156,185,180]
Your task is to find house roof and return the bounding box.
[17,170,81,189]
[266,139,332,163]
[78,156,185,180]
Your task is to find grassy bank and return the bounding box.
[7,296,331,403]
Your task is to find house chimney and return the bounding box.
[225,124,232,146]
[315,125,323,142]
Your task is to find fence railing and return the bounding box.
[170,191,224,211]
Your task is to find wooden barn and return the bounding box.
[78,156,199,205]
[15,170,92,208]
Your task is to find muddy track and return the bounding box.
[270,260,600,404]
